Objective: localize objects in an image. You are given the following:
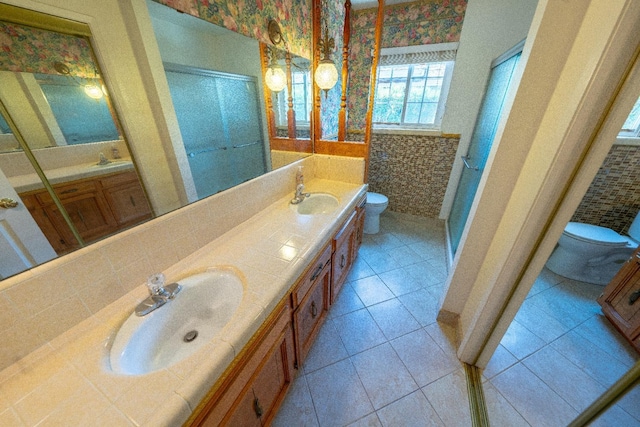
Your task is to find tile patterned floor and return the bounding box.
[273,211,640,427]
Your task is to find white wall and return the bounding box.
[438,0,539,218]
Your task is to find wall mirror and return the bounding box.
[0,11,152,279]
[147,0,313,191]
[312,0,383,161]
[0,0,314,279]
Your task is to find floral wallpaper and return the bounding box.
[347,0,467,131]
[153,0,312,59]
[319,0,345,139]
[0,22,96,77]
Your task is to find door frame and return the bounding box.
[438,0,640,367]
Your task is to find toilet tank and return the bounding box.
[629,211,640,241]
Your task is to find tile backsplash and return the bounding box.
[0,154,364,372]
[572,143,640,234]
[367,133,459,218]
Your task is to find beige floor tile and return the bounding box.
[482,381,529,426]
[523,346,606,411]
[491,363,578,427]
[423,368,471,426]
[351,343,418,410]
[302,319,349,374]
[350,276,395,307]
[328,283,365,319]
[482,344,517,379]
[332,309,387,356]
[573,314,638,367]
[346,257,376,282]
[367,298,421,340]
[306,359,374,427]
[272,375,319,427]
[377,267,423,297]
[376,389,444,426]
[550,330,631,388]
[346,412,382,426]
[391,329,459,388]
[500,319,546,360]
[397,288,441,327]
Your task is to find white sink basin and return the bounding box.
[110,268,244,375]
[87,160,132,169]
[290,193,339,215]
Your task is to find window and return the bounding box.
[276,69,312,127]
[619,96,640,137]
[373,43,457,129]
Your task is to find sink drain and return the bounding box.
[183,330,198,342]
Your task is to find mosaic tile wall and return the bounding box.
[572,144,640,234]
[367,133,459,218]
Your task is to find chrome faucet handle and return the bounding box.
[146,273,166,296]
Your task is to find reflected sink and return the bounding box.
[110,268,244,375]
[290,193,339,215]
[87,160,132,169]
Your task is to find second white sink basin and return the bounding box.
[290,193,338,215]
[110,267,244,375]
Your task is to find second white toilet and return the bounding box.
[364,192,388,234]
[545,211,640,285]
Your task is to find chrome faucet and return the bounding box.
[135,273,182,316]
[291,167,310,205]
[291,183,310,204]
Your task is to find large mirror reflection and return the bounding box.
[0,0,313,279]
[0,17,151,278]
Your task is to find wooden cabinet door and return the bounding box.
[101,171,152,227]
[332,210,357,304]
[196,303,295,427]
[598,248,640,350]
[354,206,365,257]
[293,261,330,364]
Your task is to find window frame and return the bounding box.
[274,68,312,129]
[372,43,457,131]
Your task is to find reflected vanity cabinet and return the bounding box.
[598,246,640,352]
[20,170,151,255]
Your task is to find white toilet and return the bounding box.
[545,211,640,285]
[364,192,388,234]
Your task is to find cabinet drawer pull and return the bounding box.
[253,397,263,418]
[629,290,640,305]
[130,195,136,206]
[60,188,78,194]
[310,264,323,281]
[340,254,346,268]
[311,301,318,318]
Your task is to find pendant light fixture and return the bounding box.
[315,23,338,97]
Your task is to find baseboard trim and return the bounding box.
[464,363,490,427]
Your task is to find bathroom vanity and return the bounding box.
[598,246,640,353]
[189,193,366,426]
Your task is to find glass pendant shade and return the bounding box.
[314,60,338,91]
[265,66,286,92]
[84,84,104,99]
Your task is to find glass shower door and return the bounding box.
[448,46,522,255]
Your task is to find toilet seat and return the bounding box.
[366,192,388,207]
[564,222,629,247]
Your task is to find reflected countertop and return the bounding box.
[9,159,134,193]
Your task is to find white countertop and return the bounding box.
[0,178,366,426]
[9,160,134,193]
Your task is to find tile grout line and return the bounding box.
[465,363,490,427]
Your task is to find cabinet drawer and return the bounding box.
[99,170,138,187]
[293,261,330,364]
[36,181,98,204]
[291,243,331,307]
